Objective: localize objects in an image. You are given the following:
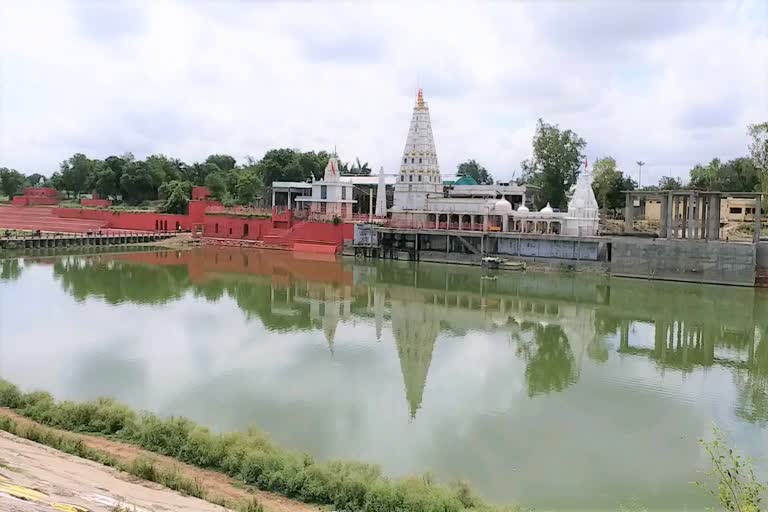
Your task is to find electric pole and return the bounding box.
[636,161,645,189]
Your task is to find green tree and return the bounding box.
[658,176,684,190]
[119,161,156,204]
[146,154,181,185]
[88,166,119,198]
[456,159,493,184]
[720,158,760,192]
[235,170,263,205]
[205,154,236,172]
[158,180,192,214]
[0,168,26,197]
[24,173,46,187]
[59,153,96,196]
[348,157,372,176]
[205,171,228,200]
[690,158,723,190]
[590,157,635,211]
[520,119,586,209]
[748,123,768,192]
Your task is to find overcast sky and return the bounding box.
[1,0,766,185]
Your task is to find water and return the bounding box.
[2,247,768,511]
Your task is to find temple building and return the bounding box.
[390,89,599,237]
[294,154,356,221]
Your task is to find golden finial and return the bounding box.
[417,88,424,107]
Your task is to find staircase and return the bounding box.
[0,206,108,233]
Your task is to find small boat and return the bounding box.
[481,256,502,269]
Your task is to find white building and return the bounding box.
[293,154,356,221]
[390,90,599,237]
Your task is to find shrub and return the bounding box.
[697,425,766,512]
[0,379,522,512]
[0,415,17,434]
[0,380,22,408]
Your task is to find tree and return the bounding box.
[456,159,493,184]
[348,157,372,176]
[59,153,95,196]
[520,119,586,209]
[205,154,236,172]
[205,171,228,200]
[0,168,26,197]
[158,180,192,214]
[591,157,635,211]
[235,170,263,205]
[119,161,156,204]
[658,176,684,190]
[88,166,119,198]
[25,173,46,187]
[146,154,181,185]
[748,122,768,194]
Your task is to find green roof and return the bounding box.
[454,175,479,185]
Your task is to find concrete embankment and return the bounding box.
[0,409,317,512]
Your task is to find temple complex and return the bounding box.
[389,90,599,236]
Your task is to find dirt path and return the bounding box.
[0,409,318,512]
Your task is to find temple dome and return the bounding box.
[494,198,513,213]
[517,204,530,213]
[540,203,554,213]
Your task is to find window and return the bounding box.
[320,202,327,213]
[411,158,415,163]
[321,185,327,199]
[342,187,346,200]
[746,208,754,214]
[418,175,422,182]
[409,175,413,182]
[215,223,218,234]
[243,223,249,237]
[730,207,742,214]
[403,158,407,163]
[419,158,422,163]
[400,175,404,182]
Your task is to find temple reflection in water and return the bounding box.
[25,246,768,423]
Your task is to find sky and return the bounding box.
[0,0,766,186]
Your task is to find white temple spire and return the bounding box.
[391,89,443,211]
[375,166,387,217]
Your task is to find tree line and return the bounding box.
[2,121,765,214]
[0,149,374,214]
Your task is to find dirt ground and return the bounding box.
[0,409,318,512]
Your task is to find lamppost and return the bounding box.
[636,161,645,189]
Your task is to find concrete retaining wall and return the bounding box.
[611,238,756,286]
[496,237,601,260]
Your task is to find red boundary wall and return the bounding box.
[49,201,354,252]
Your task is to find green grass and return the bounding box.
[0,378,520,512]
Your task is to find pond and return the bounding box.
[1,247,767,511]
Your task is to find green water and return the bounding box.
[1,248,768,511]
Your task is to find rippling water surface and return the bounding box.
[1,247,768,511]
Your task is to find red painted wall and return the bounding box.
[81,199,112,207]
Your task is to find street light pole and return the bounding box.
[636,161,645,189]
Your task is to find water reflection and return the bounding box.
[6,248,768,510]
[21,248,766,425]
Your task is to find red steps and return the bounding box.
[0,205,107,233]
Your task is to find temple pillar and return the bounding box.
[755,194,763,244]
[624,194,634,233]
[482,215,489,232]
[502,215,509,232]
[272,188,276,208]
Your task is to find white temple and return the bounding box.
[294,153,356,221]
[390,89,599,237]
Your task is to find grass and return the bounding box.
[0,379,520,512]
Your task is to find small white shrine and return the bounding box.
[294,154,356,221]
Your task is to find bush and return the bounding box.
[0,379,521,512]
[0,380,22,408]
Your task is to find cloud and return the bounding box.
[0,0,765,186]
